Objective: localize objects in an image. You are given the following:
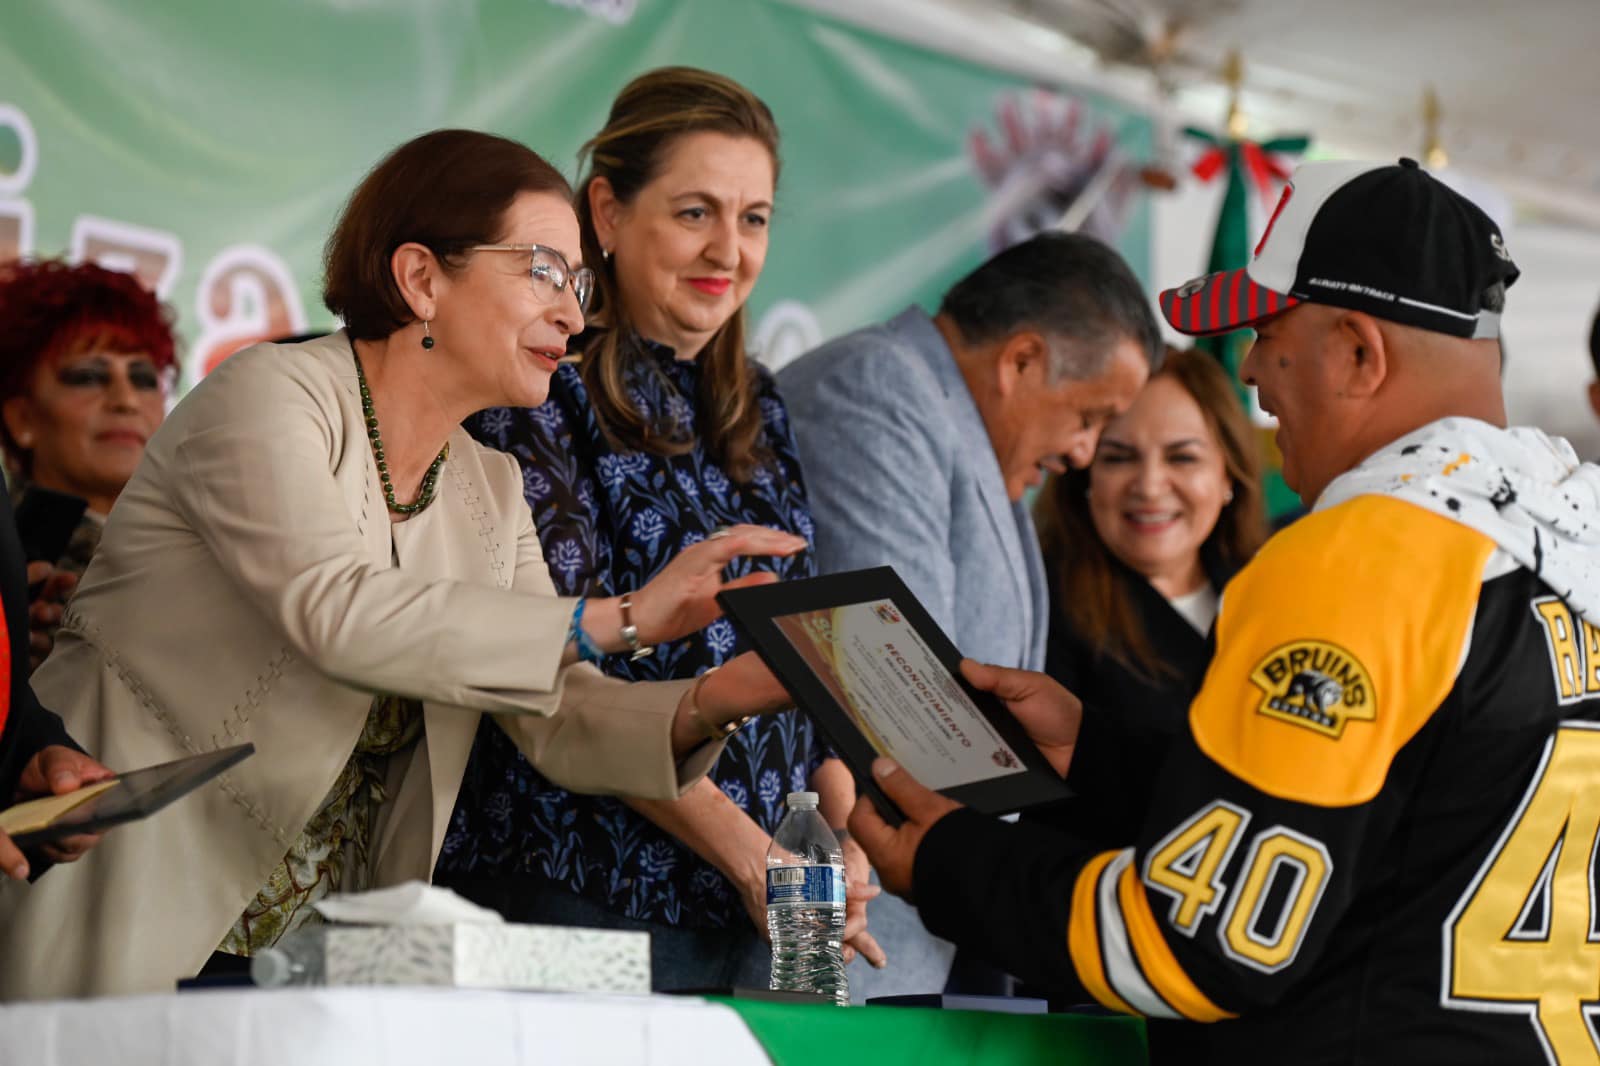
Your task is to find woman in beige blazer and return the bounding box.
[0,129,797,1000]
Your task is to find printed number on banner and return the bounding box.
[1143,801,1332,972]
[1446,724,1600,1064]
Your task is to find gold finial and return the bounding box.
[1422,86,1448,169]
[1223,50,1248,139]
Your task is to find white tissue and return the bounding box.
[312,880,505,926]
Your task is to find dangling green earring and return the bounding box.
[421,319,435,350]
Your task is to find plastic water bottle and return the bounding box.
[250,926,328,987]
[767,791,848,1005]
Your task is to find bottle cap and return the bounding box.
[786,791,819,809]
[250,948,292,987]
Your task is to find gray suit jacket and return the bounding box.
[779,307,1048,672]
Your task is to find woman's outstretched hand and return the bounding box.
[625,524,807,645]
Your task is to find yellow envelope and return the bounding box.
[0,780,119,836]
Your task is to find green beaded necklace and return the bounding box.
[352,347,448,516]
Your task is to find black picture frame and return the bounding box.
[718,567,1069,825]
[3,743,255,848]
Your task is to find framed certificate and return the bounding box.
[718,568,1069,823]
[0,743,255,848]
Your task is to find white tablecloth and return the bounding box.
[0,987,773,1066]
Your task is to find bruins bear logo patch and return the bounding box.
[1250,640,1375,738]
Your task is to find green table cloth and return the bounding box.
[715,998,1148,1066]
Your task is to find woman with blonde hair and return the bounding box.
[440,67,880,990]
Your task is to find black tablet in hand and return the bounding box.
[0,743,255,848]
[718,568,1069,824]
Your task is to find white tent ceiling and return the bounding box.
[791,0,1600,228]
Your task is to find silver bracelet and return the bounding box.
[618,594,654,661]
[687,666,750,741]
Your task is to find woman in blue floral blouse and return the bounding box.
[436,67,882,990]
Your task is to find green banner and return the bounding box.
[0,0,1152,392]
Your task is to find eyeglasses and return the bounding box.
[469,244,594,312]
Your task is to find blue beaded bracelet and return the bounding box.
[568,598,605,664]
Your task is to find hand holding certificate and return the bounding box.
[847,660,1089,898]
[957,659,1082,779]
[0,745,115,880]
[717,567,1072,825]
[0,745,254,865]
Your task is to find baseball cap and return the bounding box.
[1159,158,1520,339]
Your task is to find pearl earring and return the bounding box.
[421,319,435,351]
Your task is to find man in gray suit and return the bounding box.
[779,232,1163,998]
[781,232,1161,671]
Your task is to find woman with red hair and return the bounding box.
[0,258,178,665]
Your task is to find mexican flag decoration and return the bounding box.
[1184,74,1309,519]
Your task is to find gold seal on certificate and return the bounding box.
[719,568,1068,823]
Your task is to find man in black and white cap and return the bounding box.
[1161,156,1518,501]
[843,157,1600,1064]
[1161,157,1513,339]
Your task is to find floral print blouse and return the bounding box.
[437,337,826,929]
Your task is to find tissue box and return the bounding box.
[321,923,651,994]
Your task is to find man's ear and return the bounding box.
[390,242,443,323]
[995,330,1050,398]
[1587,381,1600,423]
[1332,311,1389,398]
